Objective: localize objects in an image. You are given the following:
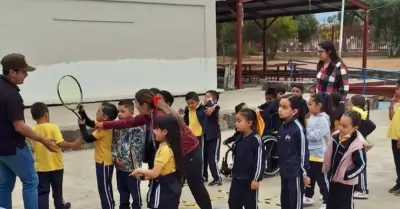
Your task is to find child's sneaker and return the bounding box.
[319,204,326,209]
[353,191,369,199]
[208,179,222,186]
[319,196,323,201]
[303,196,314,206]
[63,202,71,209]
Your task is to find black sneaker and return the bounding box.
[389,185,400,193]
[208,179,222,186]
[63,202,71,209]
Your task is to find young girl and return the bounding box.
[330,92,345,132]
[347,95,376,199]
[277,94,310,209]
[130,115,183,209]
[228,108,265,209]
[322,111,367,209]
[387,84,400,195]
[303,93,332,209]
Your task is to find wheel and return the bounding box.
[220,147,233,178]
[262,135,280,176]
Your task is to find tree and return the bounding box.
[265,17,298,59]
[368,0,400,57]
[296,14,319,51]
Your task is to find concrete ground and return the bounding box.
[10,88,400,208]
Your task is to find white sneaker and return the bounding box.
[303,196,315,206]
[353,191,369,199]
[319,196,323,201]
[319,204,326,209]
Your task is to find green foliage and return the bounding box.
[265,17,298,59]
[296,15,319,44]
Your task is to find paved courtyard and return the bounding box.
[10,88,400,208]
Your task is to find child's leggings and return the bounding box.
[354,165,368,194]
[304,161,329,203]
[203,137,222,181]
[228,178,258,209]
[280,176,304,209]
[95,163,115,209]
[327,182,354,209]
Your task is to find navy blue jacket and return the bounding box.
[203,101,221,140]
[183,104,206,132]
[277,119,310,178]
[232,132,265,181]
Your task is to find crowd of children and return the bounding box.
[26,80,400,209]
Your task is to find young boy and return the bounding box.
[260,85,285,135]
[291,83,309,115]
[203,90,222,186]
[276,85,286,100]
[157,90,175,106]
[78,102,118,209]
[112,100,145,209]
[388,84,400,195]
[30,102,83,209]
[258,87,277,110]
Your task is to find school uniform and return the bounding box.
[260,99,280,135]
[304,113,330,205]
[31,123,68,209]
[387,101,400,191]
[148,142,182,209]
[277,119,309,209]
[352,107,376,196]
[322,131,367,209]
[228,132,265,209]
[112,125,145,209]
[203,101,222,183]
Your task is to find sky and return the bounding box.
[316,12,338,22]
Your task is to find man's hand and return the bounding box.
[204,106,215,116]
[41,138,59,152]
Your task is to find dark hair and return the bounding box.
[31,102,49,120]
[318,40,340,62]
[101,102,118,121]
[206,90,219,101]
[238,108,258,131]
[281,94,306,127]
[159,90,174,106]
[310,93,335,130]
[185,91,199,102]
[276,85,286,94]
[265,87,277,98]
[118,99,134,111]
[235,102,246,113]
[350,95,370,120]
[330,92,345,127]
[291,83,304,92]
[343,110,362,128]
[149,88,160,95]
[154,115,184,181]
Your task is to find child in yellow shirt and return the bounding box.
[30,102,83,209]
[388,84,400,194]
[130,115,183,209]
[78,102,118,209]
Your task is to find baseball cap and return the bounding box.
[1,53,36,72]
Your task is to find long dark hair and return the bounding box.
[310,93,335,130]
[317,40,347,71]
[330,92,345,126]
[238,108,258,132]
[154,115,184,181]
[281,94,306,128]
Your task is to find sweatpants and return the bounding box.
[228,178,258,209]
[148,173,182,209]
[95,163,115,209]
[280,176,304,209]
[304,161,329,203]
[37,169,65,209]
[392,139,400,186]
[326,182,354,209]
[116,170,141,209]
[203,138,221,181]
[184,144,212,209]
[354,160,368,194]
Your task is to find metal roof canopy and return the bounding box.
[216,0,369,22]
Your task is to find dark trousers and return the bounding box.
[392,139,400,186]
[228,178,258,209]
[184,144,212,209]
[304,161,329,203]
[38,169,64,209]
[95,163,115,209]
[203,138,221,181]
[280,176,304,209]
[149,173,181,209]
[326,182,354,209]
[116,170,141,209]
[354,159,368,194]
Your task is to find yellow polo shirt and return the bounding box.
[92,130,113,165]
[155,142,176,176]
[188,107,203,137]
[388,102,400,140]
[31,123,64,172]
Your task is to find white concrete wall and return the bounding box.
[0,0,217,105]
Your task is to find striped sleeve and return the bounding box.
[253,134,264,181]
[295,120,308,177]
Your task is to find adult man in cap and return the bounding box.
[0,53,58,209]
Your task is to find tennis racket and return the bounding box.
[57,75,83,119]
[130,148,141,180]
